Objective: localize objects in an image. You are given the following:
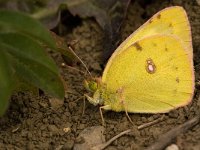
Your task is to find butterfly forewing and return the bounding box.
[103,6,192,79]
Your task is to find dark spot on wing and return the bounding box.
[172,66,179,71]
[153,43,157,47]
[173,89,177,95]
[169,23,173,27]
[176,77,180,83]
[157,14,161,19]
[133,42,142,51]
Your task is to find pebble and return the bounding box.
[62,140,74,150]
[165,144,179,150]
[48,125,59,134]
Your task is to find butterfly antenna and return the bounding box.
[68,46,92,78]
[62,63,86,74]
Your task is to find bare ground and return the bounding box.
[0,0,200,149]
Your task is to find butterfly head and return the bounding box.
[83,77,105,106]
[83,77,102,92]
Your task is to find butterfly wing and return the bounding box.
[103,6,192,78]
[102,35,194,113]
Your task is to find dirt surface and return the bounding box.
[0,0,200,149]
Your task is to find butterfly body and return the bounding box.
[85,79,125,112]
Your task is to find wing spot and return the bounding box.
[165,48,168,51]
[176,77,180,83]
[172,66,179,71]
[157,14,161,19]
[133,42,142,51]
[146,58,156,74]
[173,89,177,95]
[153,43,157,47]
[169,23,173,27]
[116,80,119,84]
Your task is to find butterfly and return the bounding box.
[84,6,194,124]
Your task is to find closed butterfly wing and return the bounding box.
[102,35,194,113]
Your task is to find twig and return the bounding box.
[12,126,20,133]
[31,6,58,20]
[145,116,200,150]
[92,129,132,150]
[138,115,165,130]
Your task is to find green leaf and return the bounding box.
[0,33,65,99]
[0,33,58,74]
[51,32,78,65]
[0,49,13,116]
[13,57,65,99]
[14,75,39,96]
[0,9,56,49]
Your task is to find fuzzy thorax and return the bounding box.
[84,78,125,112]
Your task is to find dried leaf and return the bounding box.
[51,31,78,65]
[66,0,131,62]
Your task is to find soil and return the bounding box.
[0,0,200,149]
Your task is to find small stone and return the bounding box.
[74,126,105,150]
[196,0,200,5]
[48,125,59,134]
[78,124,85,130]
[85,46,92,52]
[49,98,64,109]
[40,125,47,130]
[168,110,179,118]
[68,102,77,111]
[31,101,39,109]
[21,130,27,137]
[172,0,182,5]
[65,111,71,117]
[84,33,91,38]
[39,102,48,108]
[42,118,48,124]
[165,144,179,150]
[63,127,71,133]
[27,132,32,139]
[106,146,117,150]
[27,142,35,150]
[62,140,74,150]
[90,62,102,71]
[141,117,147,122]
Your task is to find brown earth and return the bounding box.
[0,0,200,149]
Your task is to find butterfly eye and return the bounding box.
[89,81,98,91]
[84,80,98,92]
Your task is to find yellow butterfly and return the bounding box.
[84,6,194,123]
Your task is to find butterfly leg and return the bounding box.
[117,87,134,125]
[84,94,99,106]
[124,105,134,125]
[82,95,86,116]
[82,94,98,116]
[120,99,134,125]
[100,105,111,126]
[73,95,85,116]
